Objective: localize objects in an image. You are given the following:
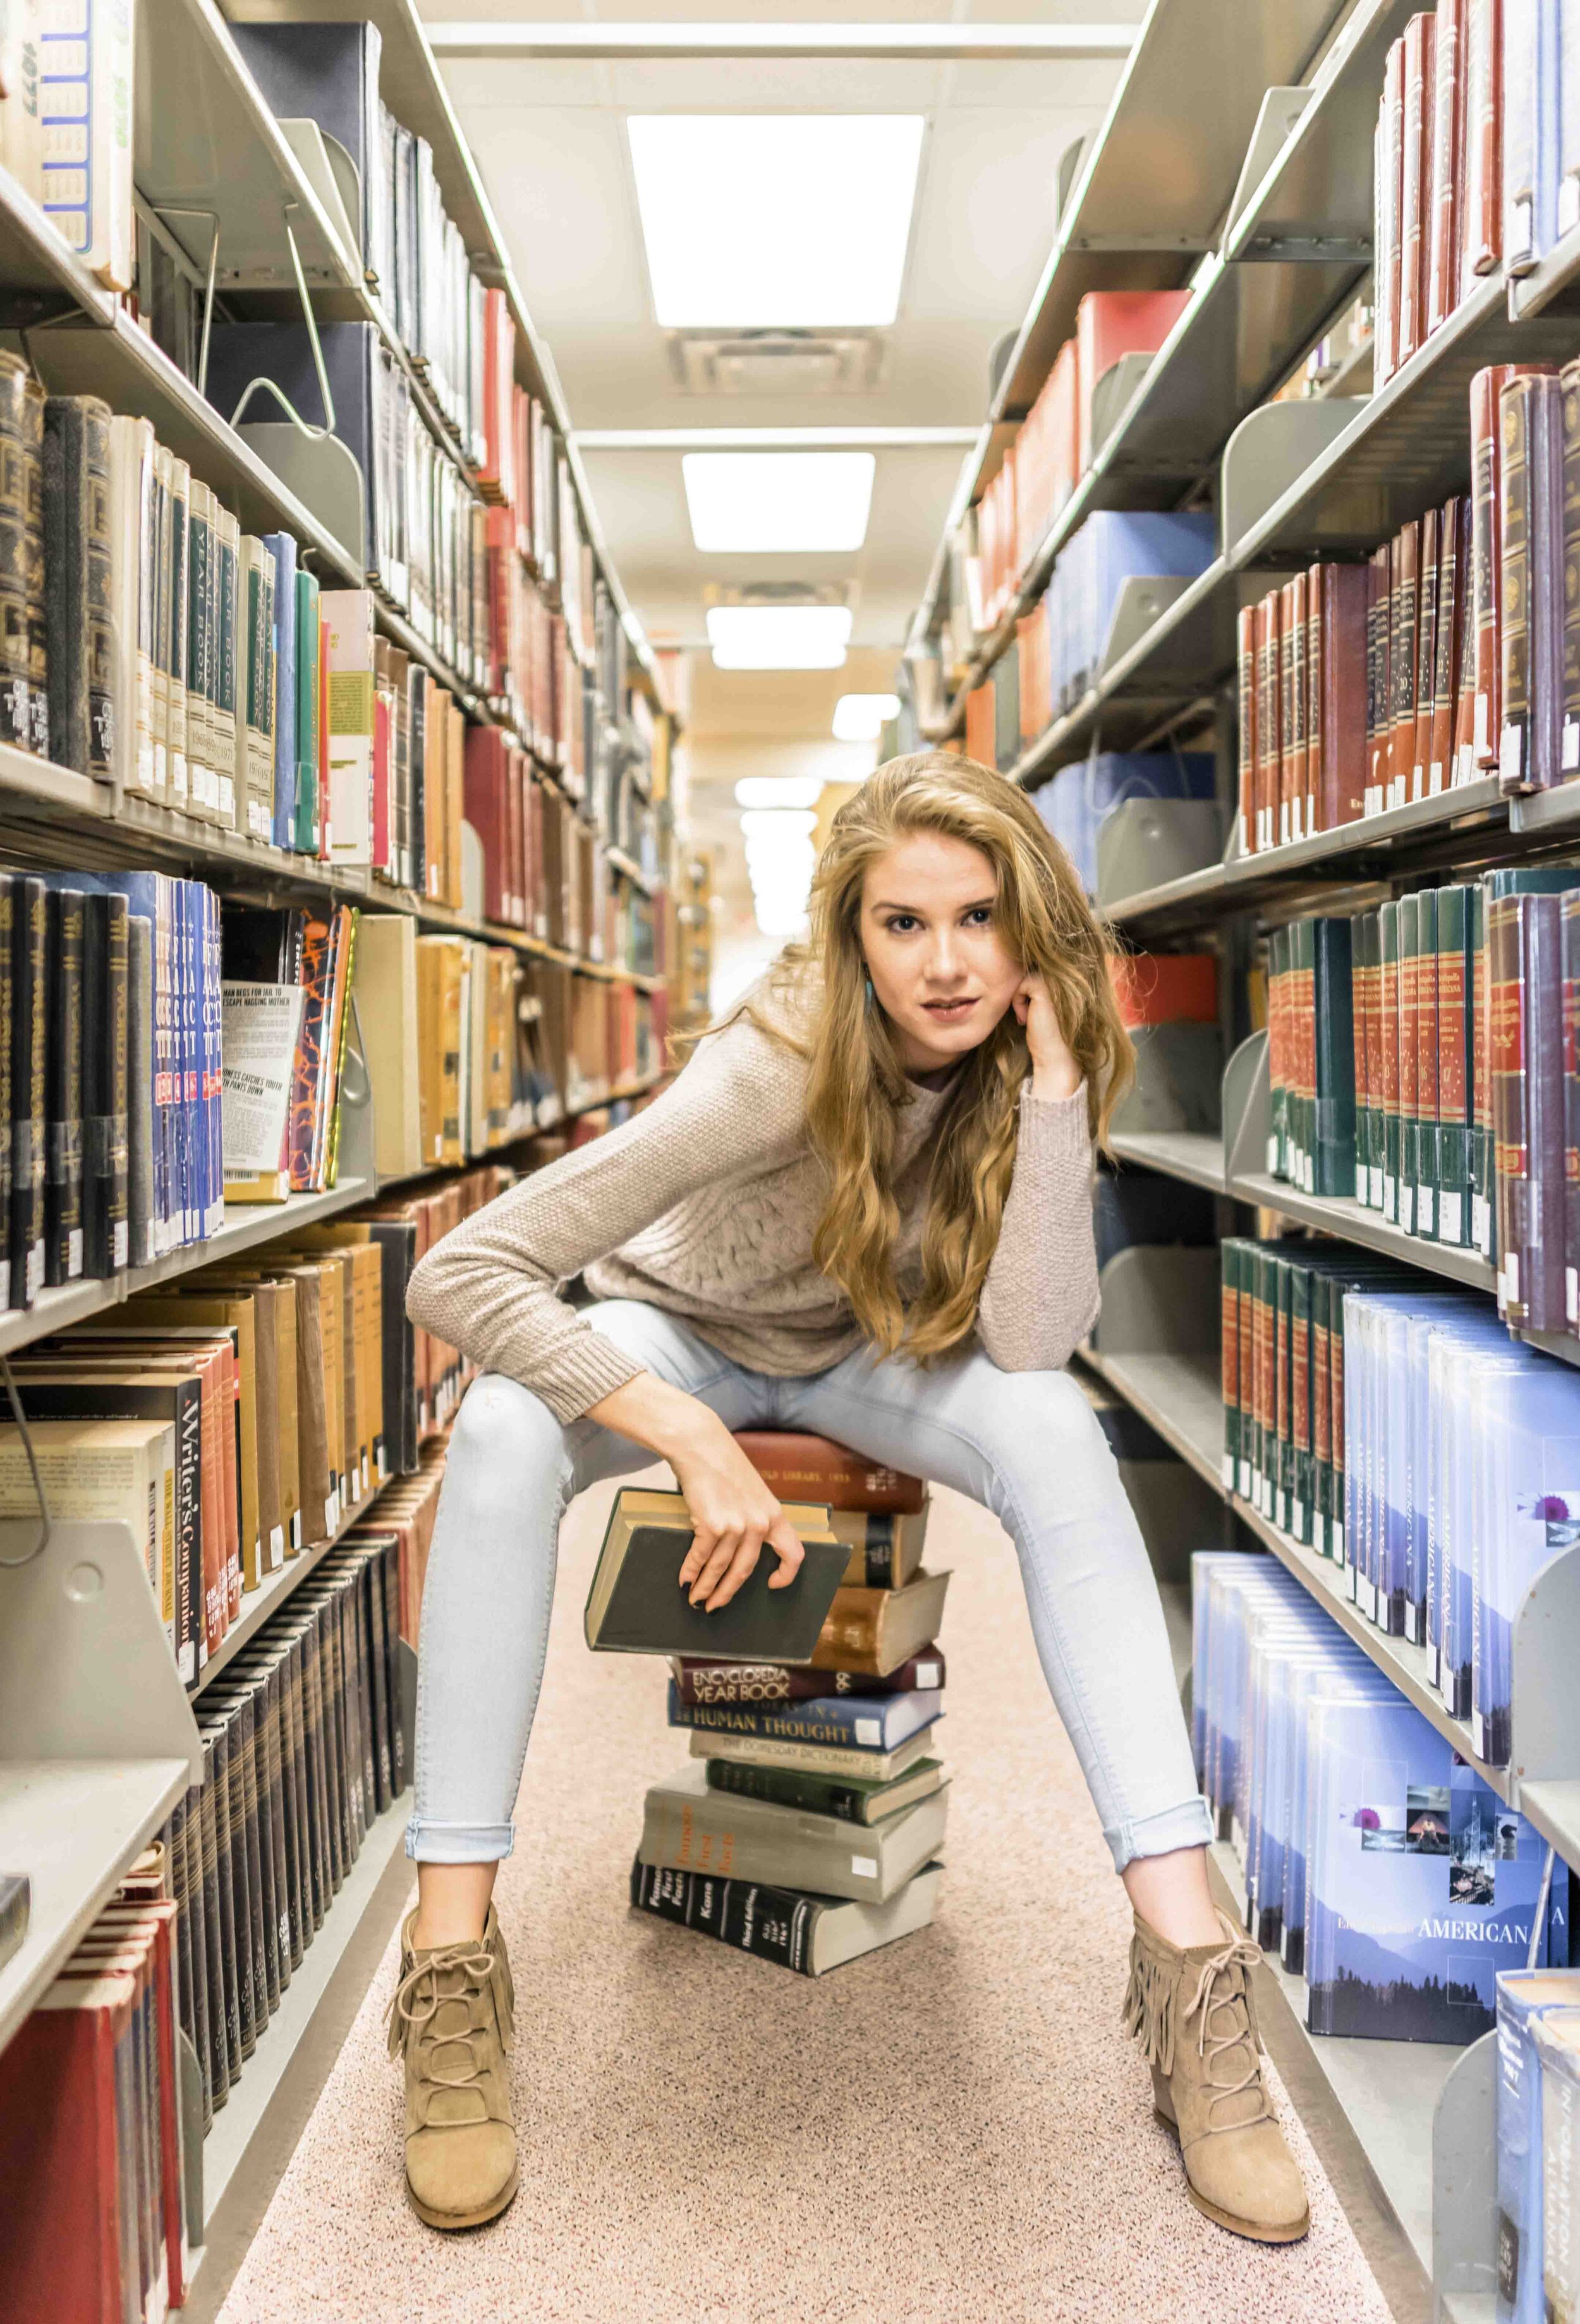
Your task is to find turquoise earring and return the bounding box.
[864,974,875,1008]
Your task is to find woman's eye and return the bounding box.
[885,914,920,933]
[966,907,992,925]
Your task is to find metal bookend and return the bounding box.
[1096,798,1225,910]
[229,205,365,567]
[1220,397,1368,558]
[1090,1245,1221,1359]
[137,203,221,399]
[1431,2031,1497,2315]
[1222,1029,1272,1185]
[1111,1022,1224,1138]
[0,1355,49,1568]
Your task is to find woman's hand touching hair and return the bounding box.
[1012,971,1083,1104]
[585,1371,805,1611]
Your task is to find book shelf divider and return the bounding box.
[1431,2031,1498,2314]
[1221,1027,1272,1183]
[1097,799,1226,913]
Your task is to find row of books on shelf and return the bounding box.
[0,1520,418,2321]
[1191,1552,1570,2040]
[1220,1240,1580,1764]
[1371,0,1523,391]
[1262,866,1580,1322]
[627,1436,950,1978]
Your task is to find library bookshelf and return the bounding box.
[901,0,1580,2305]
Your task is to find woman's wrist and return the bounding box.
[585,1371,718,1463]
[1029,1058,1083,1105]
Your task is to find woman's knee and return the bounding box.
[447,1371,567,1484]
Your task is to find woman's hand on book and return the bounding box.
[585,1374,805,1610]
[671,1422,806,1612]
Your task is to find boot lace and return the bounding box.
[1181,1924,1273,2136]
[385,1940,496,2093]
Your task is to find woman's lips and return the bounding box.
[921,996,976,1019]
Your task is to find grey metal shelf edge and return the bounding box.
[1228,1171,1498,1291]
[0,1174,372,1361]
[0,741,664,990]
[1105,1129,1227,1194]
[1104,777,1512,929]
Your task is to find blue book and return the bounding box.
[263,533,299,850]
[1474,1354,1580,1767]
[1032,749,1213,898]
[202,887,224,1237]
[1081,510,1217,694]
[666,1678,940,1755]
[1497,1971,1580,2324]
[1426,1317,1514,1696]
[1281,1669,1397,1976]
[1306,1694,1566,2041]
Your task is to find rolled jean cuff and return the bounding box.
[405,1817,516,1865]
[1104,1792,1215,1875]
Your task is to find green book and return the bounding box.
[1289,1257,1312,1546]
[1435,885,1471,1248]
[1292,917,1315,1188]
[1367,910,1388,1211]
[1221,1239,1243,1494]
[293,567,320,856]
[1380,899,1401,1224]
[1397,892,1419,1234]
[1272,1250,1291,1532]
[585,1488,847,1661]
[1311,1270,1334,1558]
[1352,911,1373,1206]
[1415,887,1439,1241]
[1253,1245,1275,1512]
[704,1753,946,1828]
[1313,917,1356,1198]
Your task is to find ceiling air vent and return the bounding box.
[667,329,886,397]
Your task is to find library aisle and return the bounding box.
[207,1471,1392,2324]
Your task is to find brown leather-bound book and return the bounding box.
[1380,901,1402,1223]
[1499,370,1537,791]
[1291,571,1310,840]
[1412,503,1441,796]
[1318,563,1368,829]
[1471,362,1516,767]
[1304,564,1323,836]
[1461,0,1502,280]
[1426,0,1464,334]
[462,725,509,925]
[1258,588,1282,851]
[1531,374,1566,791]
[1376,37,1406,385]
[1279,577,1298,845]
[1236,601,1258,855]
[1564,363,1580,779]
[1430,495,1466,785]
[1397,11,1435,366]
[1251,595,1271,850]
[1562,894,1580,1333]
[734,1431,927,1515]
[805,1571,951,1678]
[1366,543,1392,814]
[1398,895,1421,1235]
[1388,518,1419,809]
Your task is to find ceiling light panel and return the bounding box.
[706,605,853,669]
[832,692,901,741]
[626,115,925,329]
[683,451,875,553]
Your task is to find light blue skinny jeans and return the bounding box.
[406,1298,1213,1875]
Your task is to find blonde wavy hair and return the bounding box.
[737,748,1134,1364]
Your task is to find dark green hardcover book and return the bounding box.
[1275,924,1294,1182]
[283,1614,329,1924]
[378,1533,407,1796]
[1290,1259,1312,1545]
[41,395,114,779]
[585,1488,848,1663]
[43,885,84,1286]
[195,1744,233,2105]
[1352,911,1372,1204]
[1416,887,1440,1239]
[1236,1238,1256,1502]
[1253,1246,1275,1513]
[208,1686,273,2024]
[82,888,130,1278]
[1313,917,1356,1197]
[1380,900,1401,1225]
[705,1753,946,1827]
[1436,885,1472,1247]
[1566,892,1580,1329]
[274,1628,317,1939]
[8,875,44,1309]
[126,914,154,1269]
[1366,911,1387,1210]
[1311,1273,1334,1556]
[1398,892,1419,1234]
[1273,1252,1291,1532]
[232,1646,295,1981]
[169,1789,214,2131]
[1471,880,1491,1257]
[186,483,210,811]
[1292,917,1315,1188]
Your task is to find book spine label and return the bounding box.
[629,1856,818,1973]
[1499,375,1534,789]
[1490,893,1529,1315]
[1438,888,1470,1245]
[1221,1241,1239,1490]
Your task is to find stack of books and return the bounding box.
[629,1434,951,1977]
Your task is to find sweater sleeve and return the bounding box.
[405,1016,806,1424]
[974,1083,1100,1374]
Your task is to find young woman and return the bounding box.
[388,751,1308,2246]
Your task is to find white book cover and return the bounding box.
[39,0,133,288]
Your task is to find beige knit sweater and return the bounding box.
[404,983,1101,1425]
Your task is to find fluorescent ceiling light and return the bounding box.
[432,25,1140,60]
[832,692,901,742]
[683,452,874,554]
[627,116,925,329]
[734,776,824,808]
[576,428,978,451]
[707,605,853,670]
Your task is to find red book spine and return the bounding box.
[1413,502,1441,796]
[1471,363,1509,766]
[462,728,506,924]
[1237,602,1257,855]
[1426,0,1464,334]
[1389,517,1419,808]
[1430,494,1466,786]
[1321,562,1368,828]
[1351,918,1371,1199]
[1461,0,1502,284]
[1528,893,1567,1329]
[1489,891,1528,1316]
[1279,578,1298,844]
[1397,12,1433,366]
[1305,562,1323,837]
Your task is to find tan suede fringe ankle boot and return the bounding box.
[1122,1908,1310,2243]
[386,1903,520,2230]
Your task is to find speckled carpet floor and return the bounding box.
[217,1467,1394,2324]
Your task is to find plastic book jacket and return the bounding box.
[1306,1696,1567,2042]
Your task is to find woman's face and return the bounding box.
[860,831,1023,1075]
